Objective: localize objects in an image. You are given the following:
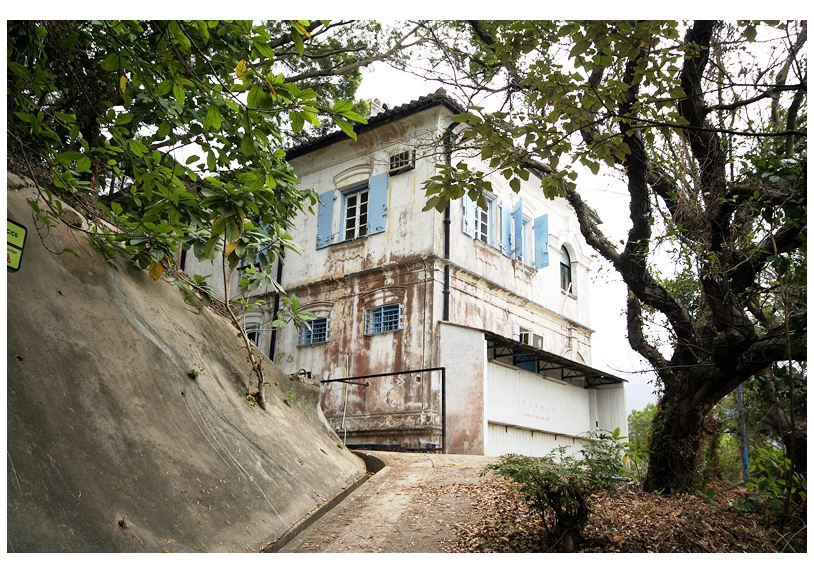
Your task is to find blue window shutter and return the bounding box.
[533,214,549,269]
[316,190,335,249]
[461,193,476,237]
[512,199,523,260]
[368,173,388,234]
[487,197,495,246]
[500,199,512,256]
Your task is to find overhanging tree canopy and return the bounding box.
[416,20,806,491]
[7,19,422,408]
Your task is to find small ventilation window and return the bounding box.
[389,150,415,175]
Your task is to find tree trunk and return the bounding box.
[644,381,714,492]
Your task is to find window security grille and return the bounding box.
[298,317,331,346]
[364,303,404,335]
[389,150,415,175]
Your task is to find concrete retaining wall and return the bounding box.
[6,174,366,552]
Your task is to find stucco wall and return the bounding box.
[438,323,487,455]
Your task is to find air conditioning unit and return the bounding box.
[519,331,544,350]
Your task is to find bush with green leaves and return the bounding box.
[735,445,807,521]
[480,429,627,551]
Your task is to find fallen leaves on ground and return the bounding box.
[432,477,801,553]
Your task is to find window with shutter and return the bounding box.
[343,184,369,241]
[316,173,388,248]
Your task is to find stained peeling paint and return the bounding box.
[184,93,626,455]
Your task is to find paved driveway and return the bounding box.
[276,451,499,553]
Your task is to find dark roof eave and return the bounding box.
[485,331,626,387]
[286,88,465,160]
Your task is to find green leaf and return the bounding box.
[168,21,191,51]
[156,121,171,139]
[290,110,305,134]
[129,139,149,157]
[173,81,185,105]
[743,24,757,42]
[203,235,221,260]
[61,247,81,258]
[570,39,592,60]
[54,111,77,124]
[252,38,276,59]
[56,151,85,164]
[100,52,120,72]
[76,156,92,173]
[247,85,266,108]
[240,135,255,157]
[115,113,134,126]
[334,118,357,141]
[291,28,305,55]
[204,105,222,131]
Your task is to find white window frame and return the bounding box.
[342,184,369,241]
[474,196,493,244]
[364,303,404,335]
[298,317,331,346]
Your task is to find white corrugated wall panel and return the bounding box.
[595,386,628,436]
[486,361,591,436]
[487,423,580,457]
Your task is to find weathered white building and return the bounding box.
[186,90,627,456]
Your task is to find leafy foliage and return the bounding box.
[7,20,414,408]
[734,445,807,522]
[8,20,375,283]
[480,429,627,550]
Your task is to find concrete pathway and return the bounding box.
[276,451,499,553]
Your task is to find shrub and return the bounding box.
[735,445,807,520]
[481,429,627,551]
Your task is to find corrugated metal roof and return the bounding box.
[485,331,626,387]
[286,88,465,160]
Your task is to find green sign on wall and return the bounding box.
[8,219,27,272]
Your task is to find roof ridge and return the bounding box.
[286,89,463,159]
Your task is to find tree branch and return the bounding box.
[626,291,670,372]
[285,24,425,84]
[706,82,806,113]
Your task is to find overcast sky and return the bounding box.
[356,64,661,416]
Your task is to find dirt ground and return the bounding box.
[277,452,499,552]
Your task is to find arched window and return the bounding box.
[560,247,574,294]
